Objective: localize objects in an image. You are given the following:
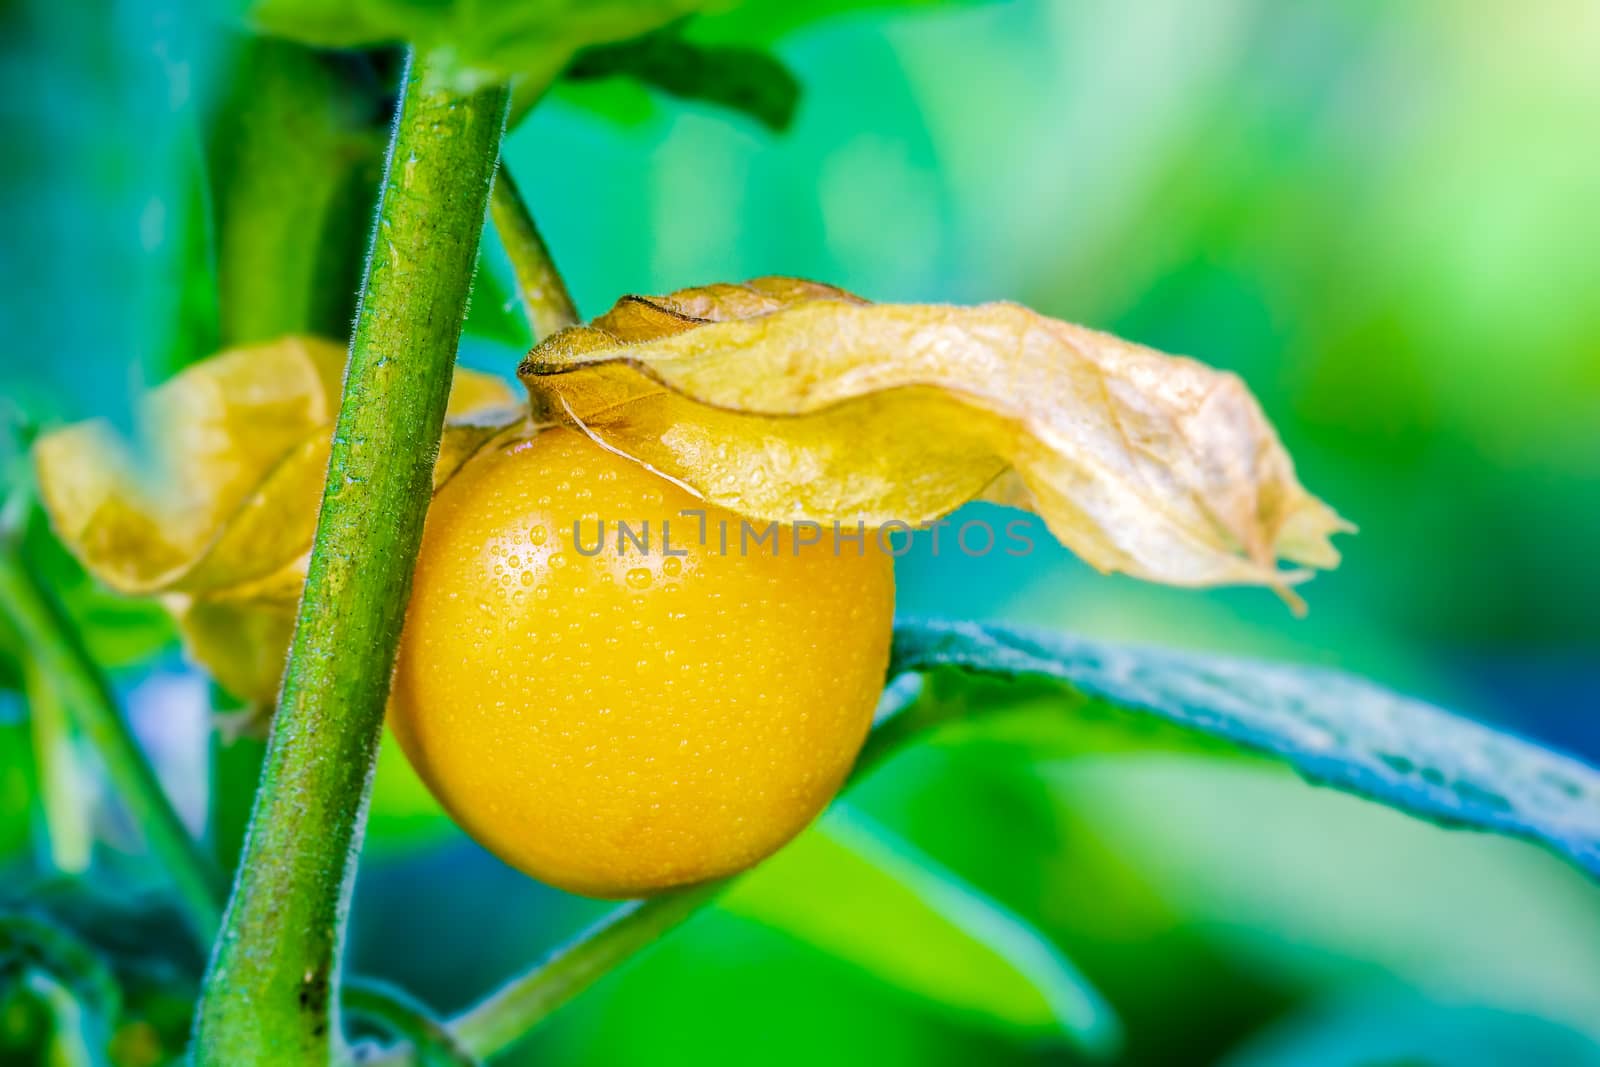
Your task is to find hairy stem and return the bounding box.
[191,52,508,1066]
[0,545,224,941]
[490,166,579,340]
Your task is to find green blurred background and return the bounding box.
[3,0,1599,1064]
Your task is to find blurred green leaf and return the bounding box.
[206,38,390,349]
[1,884,202,1064]
[0,708,35,866]
[684,0,991,45]
[1046,755,1600,1055]
[0,912,121,1051]
[725,804,1120,1057]
[234,0,709,87]
[14,881,203,982]
[0,415,24,694]
[151,121,221,378]
[890,620,1600,883]
[567,26,800,131]
[364,731,460,857]
[1219,990,1600,1067]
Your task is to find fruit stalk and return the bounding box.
[192,51,508,1066]
[490,164,579,340]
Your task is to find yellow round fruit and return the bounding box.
[391,428,895,898]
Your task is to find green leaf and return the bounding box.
[4,884,203,1065]
[206,38,389,349]
[0,912,122,1050]
[566,27,800,132]
[0,709,35,863]
[684,0,993,46]
[889,619,1600,881]
[1221,990,1600,1067]
[723,804,1121,1057]
[237,0,711,87]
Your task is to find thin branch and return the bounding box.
[490,165,580,341]
[0,543,224,943]
[191,50,510,1066]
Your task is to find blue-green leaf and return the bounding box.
[723,804,1121,1057]
[889,619,1600,881]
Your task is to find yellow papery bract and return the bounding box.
[521,278,1350,601]
[34,336,523,702]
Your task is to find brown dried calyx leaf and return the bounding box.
[520,277,1351,603]
[34,336,525,701]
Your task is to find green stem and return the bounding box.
[0,545,224,942]
[191,51,509,1067]
[452,882,725,1059]
[23,654,93,873]
[490,166,579,340]
[343,979,478,1067]
[379,678,941,1066]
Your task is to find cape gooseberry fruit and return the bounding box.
[391,428,895,897]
